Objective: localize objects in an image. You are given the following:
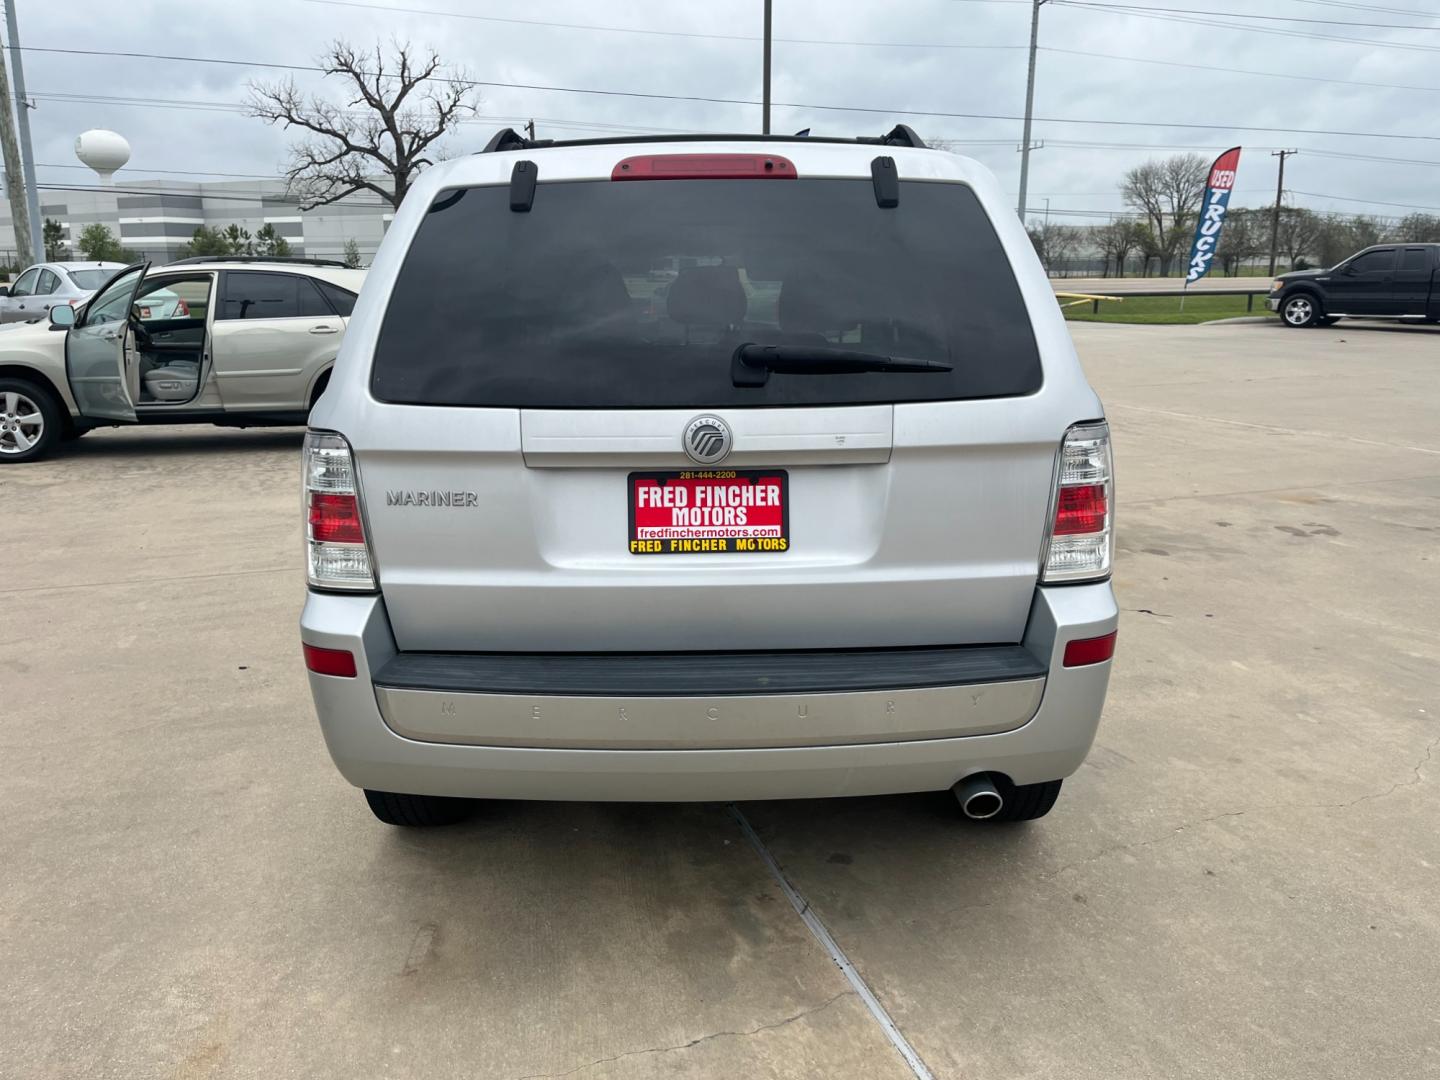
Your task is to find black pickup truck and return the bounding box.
[1268,243,1440,328]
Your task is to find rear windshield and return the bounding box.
[372,177,1041,408]
[67,269,113,290]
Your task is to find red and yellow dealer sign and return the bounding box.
[628,471,790,555]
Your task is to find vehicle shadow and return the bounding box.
[377,789,1055,932]
[735,791,1058,912]
[55,427,304,460]
[1264,320,1440,335]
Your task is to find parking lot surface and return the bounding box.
[4,321,1437,1079]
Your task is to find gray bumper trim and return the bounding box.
[371,644,1046,698]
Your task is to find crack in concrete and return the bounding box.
[1043,734,1439,881]
[513,991,854,1080]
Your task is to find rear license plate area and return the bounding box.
[629,470,789,555]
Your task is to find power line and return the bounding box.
[42,87,1440,169]
[1290,189,1440,212]
[37,161,278,179]
[297,0,1025,50]
[1058,0,1440,30]
[21,45,1440,144]
[1290,0,1440,16]
[34,182,394,207]
[29,89,716,137]
[1050,1,1440,51]
[1041,46,1440,94]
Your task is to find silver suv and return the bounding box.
[301,127,1118,828]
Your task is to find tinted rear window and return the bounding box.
[219,271,332,320]
[316,280,357,316]
[67,269,113,290]
[373,178,1041,408]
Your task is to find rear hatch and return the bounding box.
[354,157,1061,652]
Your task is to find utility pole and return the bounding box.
[4,1,42,265]
[1016,0,1046,221]
[1268,149,1297,276]
[524,119,536,141]
[0,29,30,266]
[761,0,772,134]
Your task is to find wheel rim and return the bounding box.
[1284,297,1313,325]
[0,390,44,455]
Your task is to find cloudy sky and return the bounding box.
[12,0,1440,223]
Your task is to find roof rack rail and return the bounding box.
[482,128,554,154]
[163,255,351,268]
[476,125,927,154]
[871,124,927,149]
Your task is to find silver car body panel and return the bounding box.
[374,678,1047,749]
[301,583,1115,800]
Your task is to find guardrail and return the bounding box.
[1056,288,1272,315]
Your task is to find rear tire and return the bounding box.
[363,789,474,827]
[0,378,63,463]
[988,777,1063,822]
[1280,293,1321,328]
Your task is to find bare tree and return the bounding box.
[1394,212,1440,243]
[1095,218,1144,277]
[1216,207,1262,276]
[1027,222,1083,275]
[1276,207,1321,269]
[1120,154,1208,276]
[1347,215,1385,251]
[248,41,479,209]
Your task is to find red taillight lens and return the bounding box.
[308,492,365,543]
[1053,484,1107,535]
[1063,631,1117,667]
[612,154,797,181]
[1043,422,1114,583]
[303,643,357,678]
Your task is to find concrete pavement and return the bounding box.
[2,319,1436,1078]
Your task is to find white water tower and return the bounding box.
[75,129,131,185]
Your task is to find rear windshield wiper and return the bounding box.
[731,343,953,387]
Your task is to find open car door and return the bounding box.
[64,261,149,422]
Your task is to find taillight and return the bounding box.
[303,431,376,591]
[1042,421,1114,583]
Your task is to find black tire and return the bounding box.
[990,777,1063,822]
[363,789,473,827]
[1317,316,1340,327]
[1279,292,1322,328]
[0,377,64,464]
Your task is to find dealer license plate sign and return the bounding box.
[629,470,790,556]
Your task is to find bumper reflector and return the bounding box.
[303,643,358,678]
[1063,631,1117,668]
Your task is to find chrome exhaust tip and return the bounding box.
[954,774,1004,820]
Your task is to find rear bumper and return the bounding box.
[299,583,1117,801]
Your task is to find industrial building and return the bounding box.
[0,177,392,266]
